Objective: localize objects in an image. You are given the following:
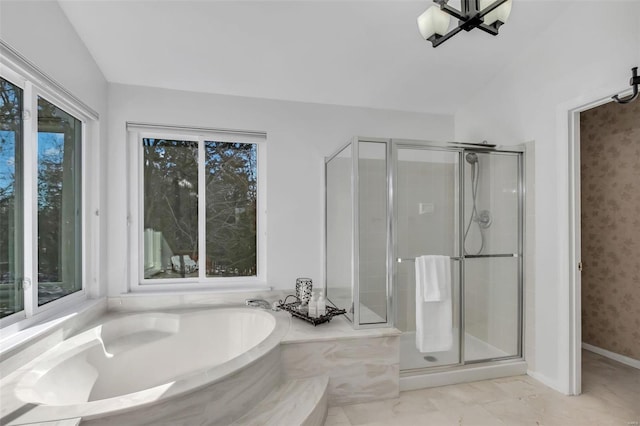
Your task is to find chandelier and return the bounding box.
[418,0,512,47]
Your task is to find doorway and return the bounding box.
[570,96,640,395]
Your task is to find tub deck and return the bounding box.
[0,307,289,425]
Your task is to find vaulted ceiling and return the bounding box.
[58,1,571,114]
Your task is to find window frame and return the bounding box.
[127,123,267,292]
[0,48,98,330]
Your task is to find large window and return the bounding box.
[1,60,91,326]
[130,125,264,287]
[0,78,23,319]
[37,97,82,305]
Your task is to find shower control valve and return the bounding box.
[476,210,492,229]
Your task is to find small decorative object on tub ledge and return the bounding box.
[278,295,346,326]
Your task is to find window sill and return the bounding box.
[130,278,270,292]
[109,285,276,312]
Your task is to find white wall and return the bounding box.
[107,83,454,296]
[0,1,107,113]
[0,0,109,297]
[454,2,640,394]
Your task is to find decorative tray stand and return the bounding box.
[278,295,346,326]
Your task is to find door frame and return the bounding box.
[566,89,631,395]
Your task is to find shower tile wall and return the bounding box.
[359,158,388,322]
[580,99,640,360]
[326,156,352,312]
[396,160,457,332]
[326,152,389,322]
[463,160,489,344]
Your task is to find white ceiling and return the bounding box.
[58,0,571,114]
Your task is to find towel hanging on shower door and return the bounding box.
[415,255,453,353]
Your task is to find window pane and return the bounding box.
[205,142,257,277]
[37,97,82,306]
[0,78,24,318]
[143,139,199,279]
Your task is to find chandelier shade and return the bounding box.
[480,0,512,26]
[417,6,451,40]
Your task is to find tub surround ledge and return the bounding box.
[106,289,282,312]
[82,346,283,426]
[283,314,401,344]
[0,298,108,378]
[0,308,290,426]
[281,315,401,406]
[2,304,401,424]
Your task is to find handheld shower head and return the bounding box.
[465,152,478,164]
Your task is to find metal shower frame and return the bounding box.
[324,136,526,367]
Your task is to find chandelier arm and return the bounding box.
[477,0,509,19]
[477,23,500,36]
[430,26,464,47]
[421,0,511,47]
[437,2,466,21]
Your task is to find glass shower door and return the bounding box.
[463,151,522,362]
[395,146,462,369]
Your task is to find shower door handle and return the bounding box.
[578,261,583,272]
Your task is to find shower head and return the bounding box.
[465,152,479,164]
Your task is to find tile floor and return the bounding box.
[325,350,640,426]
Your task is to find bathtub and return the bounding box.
[0,307,290,425]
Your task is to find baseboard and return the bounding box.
[582,342,640,370]
[526,370,566,394]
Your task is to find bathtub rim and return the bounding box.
[1,306,291,425]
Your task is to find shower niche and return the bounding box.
[325,137,524,371]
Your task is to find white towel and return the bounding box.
[415,255,453,353]
[416,255,450,301]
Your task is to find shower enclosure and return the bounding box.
[325,137,524,372]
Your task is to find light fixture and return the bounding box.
[417,0,512,48]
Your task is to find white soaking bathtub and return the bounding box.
[0,307,290,425]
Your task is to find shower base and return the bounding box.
[400,330,509,370]
[399,331,527,391]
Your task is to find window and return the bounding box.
[0,77,24,319]
[1,52,95,327]
[143,138,199,279]
[37,97,82,306]
[204,141,257,278]
[129,124,265,289]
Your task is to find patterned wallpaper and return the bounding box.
[581,98,640,360]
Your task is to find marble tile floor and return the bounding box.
[325,350,640,426]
